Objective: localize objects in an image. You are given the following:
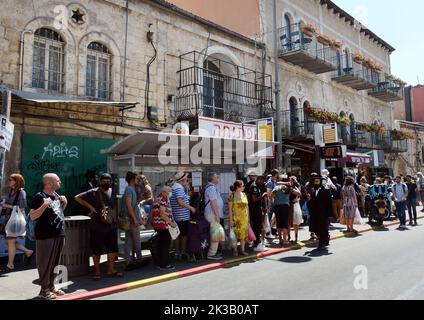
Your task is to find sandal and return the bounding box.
[38,290,57,300]
[107,271,123,278]
[50,288,65,296]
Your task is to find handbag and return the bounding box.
[0,190,22,236]
[97,189,114,225]
[168,223,181,240]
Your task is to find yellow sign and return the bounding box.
[323,123,338,144]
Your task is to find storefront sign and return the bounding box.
[0,116,14,151]
[322,123,338,144]
[257,118,274,158]
[198,116,257,141]
[320,145,346,159]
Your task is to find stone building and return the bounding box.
[0,0,406,205]
[0,0,272,208]
[260,0,406,180]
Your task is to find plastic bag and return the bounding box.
[6,206,26,238]
[210,222,225,243]
[228,228,237,249]
[263,214,271,234]
[354,208,365,225]
[26,213,37,241]
[246,226,256,243]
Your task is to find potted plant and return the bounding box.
[316,34,332,45]
[353,53,364,64]
[337,116,351,126]
[301,23,317,37]
[330,40,342,51]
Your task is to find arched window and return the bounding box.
[344,47,351,69]
[32,28,65,92]
[203,60,224,119]
[289,97,299,136]
[86,42,112,99]
[283,14,292,50]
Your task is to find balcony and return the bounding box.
[278,23,338,74]
[332,54,379,90]
[282,108,316,140]
[368,75,404,102]
[175,51,273,123]
[391,139,408,153]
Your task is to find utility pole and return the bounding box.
[272,0,283,171]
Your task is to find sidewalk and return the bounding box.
[1,207,423,300]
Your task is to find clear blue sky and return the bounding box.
[333,0,423,86]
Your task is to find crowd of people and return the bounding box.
[0,168,423,300]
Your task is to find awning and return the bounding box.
[283,141,315,154]
[102,130,278,166]
[0,86,138,111]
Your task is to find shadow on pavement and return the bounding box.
[279,256,312,264]
[304,248,333,257]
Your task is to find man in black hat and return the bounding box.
[75,173,122,280]
[307,174,332,250]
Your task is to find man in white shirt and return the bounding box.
[321,169,336,190]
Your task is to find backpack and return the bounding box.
[197,184,214,216]
[393,183,407,194]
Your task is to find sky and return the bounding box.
[333,0,423,86]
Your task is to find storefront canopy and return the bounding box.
[345,151,372,164]
[0,86,138,111]
[102,130,278,166]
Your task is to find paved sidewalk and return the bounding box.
[1,206,423,300]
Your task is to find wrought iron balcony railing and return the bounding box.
[175,51,273,123]
[281,108,316,139]
[368,74,404,102]
[332,53,379,90]
[278,23,338,74]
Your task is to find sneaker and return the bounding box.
[157,265,175,271]
[254,243,265,252]
[207,254,223,261]
[409,222,414,226]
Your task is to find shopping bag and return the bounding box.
[263,214,271,234]
[228,228,237,249]
[354,208,365,225]
[5,206,26,238]
[168,224,181,240]
[210,222,225,243]
[26,213,37,241]
[246,226,256,243]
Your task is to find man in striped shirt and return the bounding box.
[170,172,196,260]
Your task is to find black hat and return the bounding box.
[100,173,112,181]
[309,173,324,180]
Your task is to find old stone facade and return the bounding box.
[0,0,403,193]
[260,0,395,129]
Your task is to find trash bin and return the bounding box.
[59,216,91,277]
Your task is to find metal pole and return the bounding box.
[272,0,283,171]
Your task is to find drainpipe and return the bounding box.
[121,0,129,102]
[272,0,283,171]
[19,30,33,90]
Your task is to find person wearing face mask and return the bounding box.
[75,173,122,280]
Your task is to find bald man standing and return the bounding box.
[29,173,68,300]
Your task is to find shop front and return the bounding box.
[102,127,277,254]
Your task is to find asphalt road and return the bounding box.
[97,223,424,300]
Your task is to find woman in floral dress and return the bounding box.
[228,180,250,257]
